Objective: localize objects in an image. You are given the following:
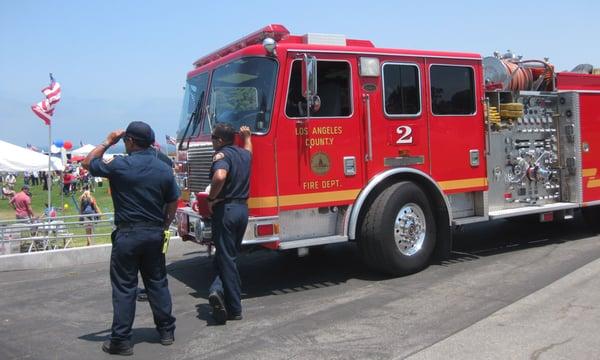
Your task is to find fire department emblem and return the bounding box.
[310,152,331,175]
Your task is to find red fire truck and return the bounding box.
[175,24,600,275]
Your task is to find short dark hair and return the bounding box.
[212,123,235,144]
[126,135,151,148]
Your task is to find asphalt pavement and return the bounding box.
[1,215,600,359]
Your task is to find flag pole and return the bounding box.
[47,121,52,212]
[47,72,55,214]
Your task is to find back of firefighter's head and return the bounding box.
[211,123,235,148]
[124,121,155,152]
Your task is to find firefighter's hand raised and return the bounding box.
[239,126,252,154]
[239,126,251,138]
[106,130,125,146]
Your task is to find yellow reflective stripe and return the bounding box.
[248,196,278,209]
[278,189,361,206]
[587,179,600,188]
[249,189,361,209]
[583,168,597,177]
[438,177,488,191]
[248,177,487,209]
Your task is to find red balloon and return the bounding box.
[64,140,73,150]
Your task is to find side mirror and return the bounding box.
[301,54,317,98]
[301,54,319,117]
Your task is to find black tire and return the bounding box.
[358,181,436,276]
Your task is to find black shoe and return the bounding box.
[228,313,243,321]
[208,291,228,325]
[159,330,174,346]
[102,339,133,356]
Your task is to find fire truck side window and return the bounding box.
[382,63,421,117]
[286,60,352,118]
[430,65,476,115]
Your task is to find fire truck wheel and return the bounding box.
[359,181,436,275]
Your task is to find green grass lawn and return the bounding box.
[1,175,115,248]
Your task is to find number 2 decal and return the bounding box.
[396,125,413,144]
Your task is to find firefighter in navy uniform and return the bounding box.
[206,124,252,324]
[82,121,179,356]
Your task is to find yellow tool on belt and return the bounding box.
[162,230,170,254]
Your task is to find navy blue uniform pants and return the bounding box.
[110,227,175,342]
[209,203,248,316]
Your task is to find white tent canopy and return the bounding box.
[71,144,96,156]
[0,140,63,172]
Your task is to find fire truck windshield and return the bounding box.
[205,57,277,133]
[177,72,209,141]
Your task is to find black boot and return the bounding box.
[208,291,228,325]
[159,329,175,346]
[101,339,133,356]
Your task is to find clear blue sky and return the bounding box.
[2,0,599,148]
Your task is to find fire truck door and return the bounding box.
[359,59,430,179]
[580,93,600,203]
[426,61,487,193]
[276,55,365,210]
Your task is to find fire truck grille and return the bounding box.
[187,143,214,193]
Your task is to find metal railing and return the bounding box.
[0,213,115,254]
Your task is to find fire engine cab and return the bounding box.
[175,24,600,275]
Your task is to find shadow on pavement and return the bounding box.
[452,214,597,257]
[167,242,391,303]
[78,327,161,345]
[167,213,598,306]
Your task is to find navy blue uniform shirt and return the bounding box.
[209,145,251,200]
[89,148,180,225]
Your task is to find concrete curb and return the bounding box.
[406,257,600,359]
[0,237,202,272]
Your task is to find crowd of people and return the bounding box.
[1,163,101,199]
[2,170,90,201]
[61,162,98,195]
[1,163,104,247]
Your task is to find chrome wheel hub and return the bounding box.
[394,203,426,256]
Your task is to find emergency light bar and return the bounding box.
[193,24,290,67]
[303,33,346,46]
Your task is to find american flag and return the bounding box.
[31,75,61,125]
[166,134,177,145]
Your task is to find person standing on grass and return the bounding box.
[1,173,16,200]
[82,121,179,356]
[9,185,35,221]
[5,173,16,190]
[23,171,30,185]
[40,171,48,191]
[32,170,40,186]
[79,190,102,246]
[63,171,74,195]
